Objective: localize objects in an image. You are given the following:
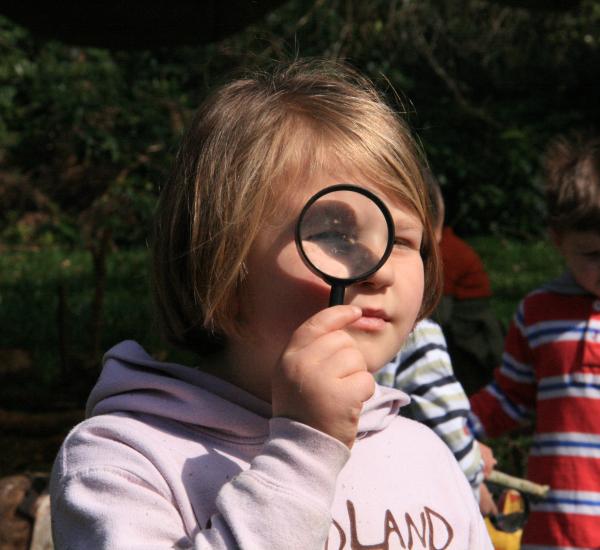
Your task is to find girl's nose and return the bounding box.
[357,257,394,290]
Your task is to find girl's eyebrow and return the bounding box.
[393,220,422,232]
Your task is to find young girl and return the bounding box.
[50,60,492,549]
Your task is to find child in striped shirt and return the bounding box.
[469,133,600,549]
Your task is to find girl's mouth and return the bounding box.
[349,309,390,331]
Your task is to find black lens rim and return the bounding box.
[295,183,395,285]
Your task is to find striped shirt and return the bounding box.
[377,318,484,500]
[470,272,600,549]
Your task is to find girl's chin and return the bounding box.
[353,342,402,374]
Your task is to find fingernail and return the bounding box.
[351,306,362,316]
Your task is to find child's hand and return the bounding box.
[478,442,497,478]
[271,305,376,449]
[479,483,498,517]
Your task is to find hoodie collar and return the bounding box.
[87,340,409,441]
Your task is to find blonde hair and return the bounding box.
[152,59,441,354]
[422,167,445,228]
[544,132,600,234]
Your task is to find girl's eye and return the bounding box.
[306,230,355,244]
[393,237,414,249]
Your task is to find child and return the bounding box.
[426,171,504,395]
[50,59,492,549]
[469,133,600,549]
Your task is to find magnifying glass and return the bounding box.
[295,184,395,307]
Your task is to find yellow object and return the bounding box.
[485,489,525,550]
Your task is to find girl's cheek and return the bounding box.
[277,246,331,292]
[289,275,331,308]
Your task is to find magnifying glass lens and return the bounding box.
[298,190,390,280]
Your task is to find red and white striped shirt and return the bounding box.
[470,272,600,549]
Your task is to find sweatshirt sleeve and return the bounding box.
[51,417,349,550]
[469,300,536,438]
[211,418,349,549]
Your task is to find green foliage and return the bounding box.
[488,432,533,478]
[0,16,189,247]
[1,1,599,243]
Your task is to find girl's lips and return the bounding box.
[360,308,390,321]
[349,309,390,331]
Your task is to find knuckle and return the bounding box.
[349,405,362,424]
[303,315,321,332]
[279,352,304,379]
[335,347,364,370]
[348,348,368,368]
[332,329,356,348]
[303,309,332,333]
[354,370,376,395]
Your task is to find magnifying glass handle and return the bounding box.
[329,284,346,307]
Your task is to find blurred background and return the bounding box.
[1,0,599,480]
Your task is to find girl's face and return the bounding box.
[226,170,425,402]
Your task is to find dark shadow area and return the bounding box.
[2,1,288,49]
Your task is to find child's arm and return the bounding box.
[51,306,372,549]
[469,300,536,437]
[53,408,495,550]
[51,419,350,549]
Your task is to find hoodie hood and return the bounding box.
[87,340,410,441]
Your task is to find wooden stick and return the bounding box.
[487,470,550,498]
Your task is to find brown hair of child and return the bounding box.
[544,132,600,234]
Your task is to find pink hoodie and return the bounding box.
[50,340,492,549]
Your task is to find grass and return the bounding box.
[471,236,563,325]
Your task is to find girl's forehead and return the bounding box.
[283,166,416,207]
